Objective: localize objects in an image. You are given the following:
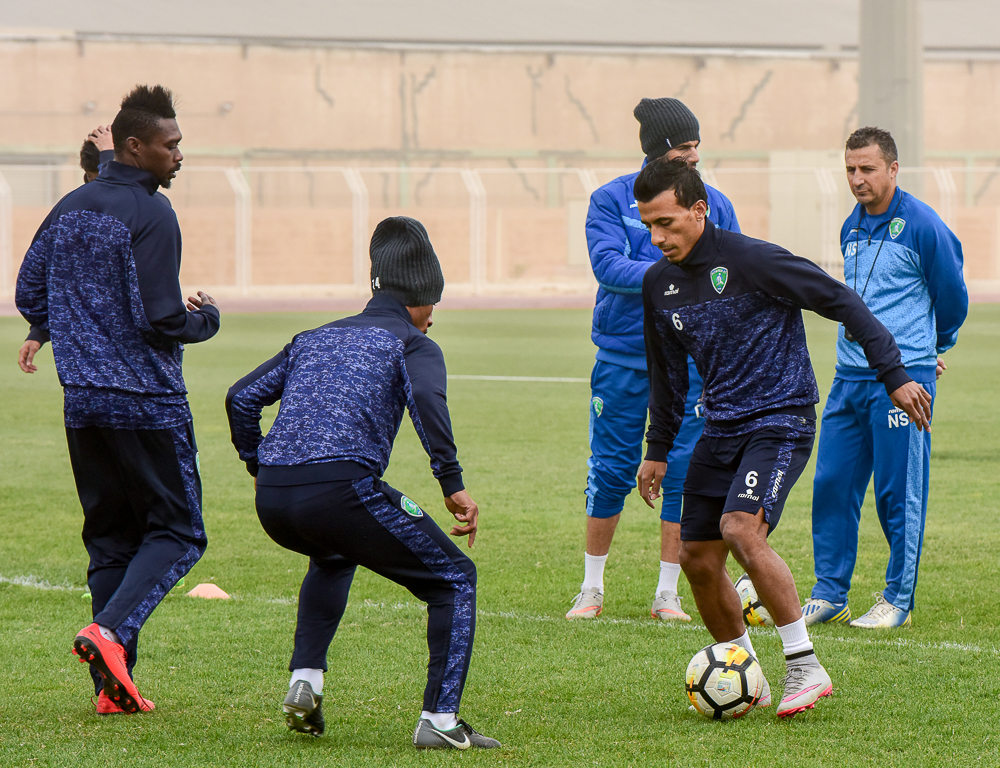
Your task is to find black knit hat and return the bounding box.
[370,216,445,306]
[634,98,700,161]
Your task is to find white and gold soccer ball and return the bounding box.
[685,642,765,720]
[734,573,772,627]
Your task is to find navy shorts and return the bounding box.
[680,423,815,541]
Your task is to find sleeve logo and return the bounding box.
[889,218,905,239]
[710,267,728,294]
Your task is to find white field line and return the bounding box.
[0,574,78,592]
[448,375,588,383]
[7,575,996,658]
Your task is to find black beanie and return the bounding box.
[369,216,445,306]
[633,98,700,161]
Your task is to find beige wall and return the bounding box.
[3,38,999,296]
[4,38,1000,160]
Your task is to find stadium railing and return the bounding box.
[1,164,997,300]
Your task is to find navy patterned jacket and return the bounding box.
[226,294,464,496]
[15,161,220,429]
[642,220,912,462]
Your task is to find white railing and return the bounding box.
[2,164,998,299]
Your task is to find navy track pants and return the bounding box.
[66,422,206,694]
[255,475,477,714]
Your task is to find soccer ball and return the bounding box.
[685,642,765,720]
[735,573,772,627]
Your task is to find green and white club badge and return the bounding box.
[400,495,424,517]
[889,218,906,239]
[592,396,604,417]
[710,267,729,294]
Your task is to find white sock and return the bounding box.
[289,668,324,695]
[582,552,608,592]
[776,617,814,658]
[422,710,458,730]
[97,624,120,645]
[656,561,681,595]
[727,630,757,658]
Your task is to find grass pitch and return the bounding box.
[1,306,999,767]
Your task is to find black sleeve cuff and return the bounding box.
[879,366,913,395]
[26,326,50,344]
[438,472,465,498]
[644,441,671,463]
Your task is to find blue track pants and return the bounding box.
[810,377,934,612]
[586,357,704,522]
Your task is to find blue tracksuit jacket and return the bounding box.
[226,294,464,497]
[836,187,968,380]
[15,161,220,429]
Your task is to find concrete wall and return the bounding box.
[3,37,1000,296]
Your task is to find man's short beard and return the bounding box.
[159,176,173,189]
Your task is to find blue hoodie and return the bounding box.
[587,166,739,370]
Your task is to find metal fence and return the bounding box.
[2,163,999,299]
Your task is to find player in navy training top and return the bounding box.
[16,85,219,715]
[227,217,500,750]
[634,158,931,718]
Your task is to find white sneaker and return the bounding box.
[849,592,911,629]
[651,590,691,621]
[566,587,603,619]
[777,652,832,718]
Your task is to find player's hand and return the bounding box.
[637,460,667,509]
[935,357,947,380]
[18,340,41,373]
[444,490,479,548]
[889,381,933,432]
[88,124,114,152]
[186,291,218,312]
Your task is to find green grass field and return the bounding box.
[1,306,999,767]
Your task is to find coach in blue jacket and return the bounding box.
[226,217,499,750]
[802,128,968,629]
[567,98,739,622]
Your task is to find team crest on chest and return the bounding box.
[710,267,728,294]
[889,218,905,239]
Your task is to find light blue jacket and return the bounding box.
[837,187,968,382]
[587,167,740,369]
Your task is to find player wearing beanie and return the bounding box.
[226,216,500,749]
[567,98,740,623]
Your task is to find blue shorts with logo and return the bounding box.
[586,356,704,523]
[681,420,815,541]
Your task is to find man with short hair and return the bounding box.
[567,98,740,622]
[16,85,220,714]
[802,127,968,629]
[635,157,931,717]
[226,217,500,750]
